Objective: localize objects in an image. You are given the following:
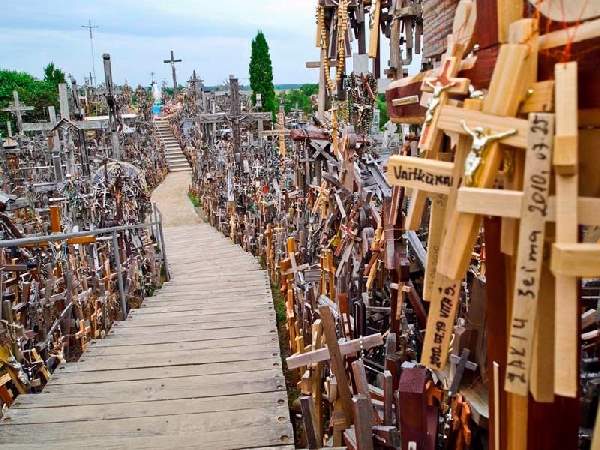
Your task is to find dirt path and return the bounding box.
[150,171,199,228]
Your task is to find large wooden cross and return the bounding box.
[386,19,539,375]
[2,91,34,135]
[163,50,182,95]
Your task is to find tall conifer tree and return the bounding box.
[249,31,276,116]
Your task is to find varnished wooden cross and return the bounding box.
[387,19,539,374]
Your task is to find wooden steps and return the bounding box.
[155,120,192,172]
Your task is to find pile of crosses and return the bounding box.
[0,54,168,414]
[178,0,599,448]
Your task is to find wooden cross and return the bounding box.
[260,103,291,156]
[163,50,182,95]
[419,58,470,153]
[2,91,34,135]
[403,0,476,231]
[386,19,539,374]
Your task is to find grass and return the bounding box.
[187,192,200,208]
[271,281,287,326]
[268,278,302,446]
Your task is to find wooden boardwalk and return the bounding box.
[0,194,294,448]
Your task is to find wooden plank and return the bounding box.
[551,243,600,277]
[300,396,320,449]
[368,0,381,58]
[106,318,272,335]
[552,62,579,399]
[133,302,272,315]
[353,395,374,450]
[14,370,285,408]
[84,335,279,357]
[0,411,293,447]
[437,105,528,148]
[504,113,554,396]
[320,304,354,425]
[351,359,379,424]
[0,424,293,449]
[59,347,279,372]
[386,156,454,194]
[286,333,383,369]
[423,195,446,301]
[529,264,555,403]
[94,325,277,347]
[5,391,287,424]
[50,359,280,385]
[457,188,600,226]
[117,311,274,327]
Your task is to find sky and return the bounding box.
[0,0,321,87]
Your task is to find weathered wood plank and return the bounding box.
[0,410,292,447]
[118,310,274,327]
[50,359,280,385]
[94,325,277,347]
[14,370,285,407]
[4,391,287,424]
[1,424,294,449]
[84,335,279,358]
[61,347,280,372]
[106,317,273,335]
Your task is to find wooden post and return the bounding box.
[353,394,374,450]
[368,0,381,59]
[49,205,61,233]
[551,62,579,398]
[300,396,320,449]
[319,304,354,425]
[504,113,554,395]
[351,359,379,424]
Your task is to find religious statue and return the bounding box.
[461,120,517,186]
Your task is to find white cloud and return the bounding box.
[0,0,322,86]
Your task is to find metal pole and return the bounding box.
[112,231,127,319]
[0,221,160,248]
[157,209,170,281]
[152,203,159,241]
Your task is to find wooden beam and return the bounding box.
[386,157,454,194]
[456,188,600,226]
[352,395,374,450]
[319,304,355,425]
[437,105,528,149]
[286,334,383,370]
[552,62,579,398]
[551,243,600,277]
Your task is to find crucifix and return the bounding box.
[2,91,34,135]
[403,0,475,232]
[163,50,182,95]
[386,19,538,376]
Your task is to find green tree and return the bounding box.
[376,94,389,130]
[278,84,318,115]
[0,63,64,136]
[249,31,276,116]
[43,62,66,87]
